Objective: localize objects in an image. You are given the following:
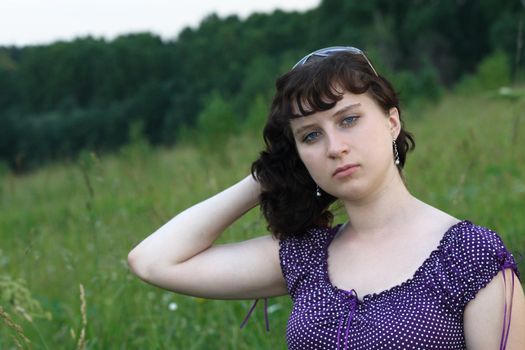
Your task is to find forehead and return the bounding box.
[290,91,375,121]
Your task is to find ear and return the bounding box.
[387,107,401,139]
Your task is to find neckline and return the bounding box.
[322,220,469,303]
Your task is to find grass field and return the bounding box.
[1,91,524,349]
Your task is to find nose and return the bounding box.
[326,130,349,159]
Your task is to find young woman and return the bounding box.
[128,47,525,349]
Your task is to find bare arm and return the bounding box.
[464,269,525,349]
[127,174,288,299]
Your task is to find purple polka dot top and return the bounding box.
[278,220,520,349]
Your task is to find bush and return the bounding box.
[192,91,238,150]
[241,94,270,135]
[387,60,444,108]
[455,51,511,94]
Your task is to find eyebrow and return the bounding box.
[292,102,362,138]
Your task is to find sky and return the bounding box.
[0,0,321,46]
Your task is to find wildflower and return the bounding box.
[267,303,282,314]
[168,302,178,311]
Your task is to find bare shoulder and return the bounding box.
[415,201,460,238]
[464,269,525,349]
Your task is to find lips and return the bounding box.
[332,164,359,178]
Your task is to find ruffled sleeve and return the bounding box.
[444,222,521,350]
[279,226,332,301]
[241,227,333,331]
[429,221,520,313]
[448,222,521,307]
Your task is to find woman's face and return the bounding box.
[290,91,401,202]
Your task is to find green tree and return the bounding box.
[193,91,237,150]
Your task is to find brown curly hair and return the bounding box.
[251,50,415,239]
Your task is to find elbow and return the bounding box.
[127,247,152,281]
[127,246,174,286]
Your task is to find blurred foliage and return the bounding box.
[0,275,48,321]
[1,91,524,348]
[194,91,238,150]
[455,51,513,94]
[0,0,524,171]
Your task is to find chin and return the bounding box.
[331,188,367,202]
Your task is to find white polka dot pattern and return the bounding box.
[278,220,520,349]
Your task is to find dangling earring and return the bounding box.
[316,185,322,197]
[393,139,400,165]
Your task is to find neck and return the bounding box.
[341,171,420,236]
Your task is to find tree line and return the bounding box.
[0,0,523,172]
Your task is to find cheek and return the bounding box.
[297,149,323,178]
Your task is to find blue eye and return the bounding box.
[303,131,321,143]
[341,116,358,126]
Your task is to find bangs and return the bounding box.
[281,53,372,119]
[291,80,343,118]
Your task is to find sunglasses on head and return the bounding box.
[292,46,378,76]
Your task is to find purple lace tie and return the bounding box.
[499,261,516,350]
[337,289,358,350]
[239,298,270,332]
